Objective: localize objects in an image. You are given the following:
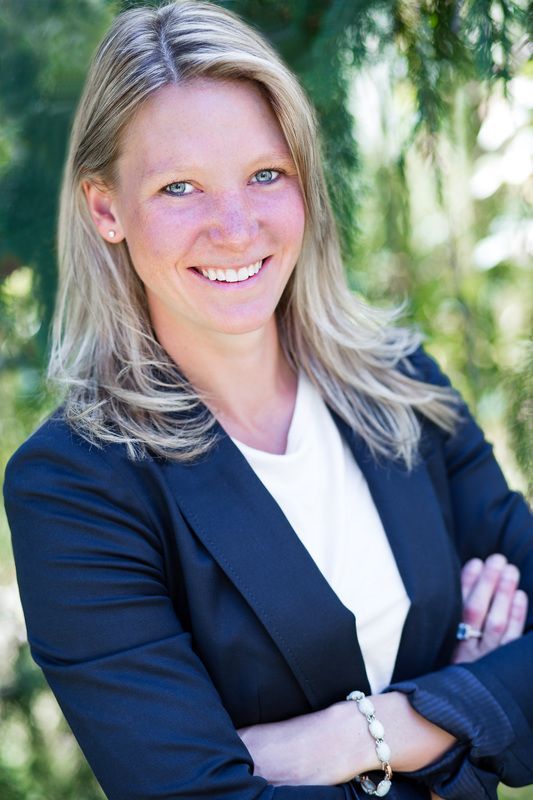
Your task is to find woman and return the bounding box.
[3,2,532,799]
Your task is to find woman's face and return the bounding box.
[89,78,306,343]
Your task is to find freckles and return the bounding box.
[124,211,166,282]
[127,206,189,270]
[150,204,203,247]
[272,192,305,242]
[260,184,304,220]
[125,204,150,242]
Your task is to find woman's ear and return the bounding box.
[82,180,125,243]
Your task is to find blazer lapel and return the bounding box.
[328,409,462,683]
[163,417,371,711]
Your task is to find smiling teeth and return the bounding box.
[201,259,264,282]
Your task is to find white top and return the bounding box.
[230,370,410,693]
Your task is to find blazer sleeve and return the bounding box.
[3,420,352,800]
[386,347,533,799]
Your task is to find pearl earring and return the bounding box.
[108,230,116,239]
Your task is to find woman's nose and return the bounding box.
[206,193,259,251]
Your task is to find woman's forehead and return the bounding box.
[117,78,293,181]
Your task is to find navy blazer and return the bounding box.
[4,348,533,800]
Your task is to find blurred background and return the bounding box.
[0,0,531,797]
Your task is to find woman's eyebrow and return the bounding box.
[143,152,296,181]
[248,152,296,167]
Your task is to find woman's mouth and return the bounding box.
[189,256,271,286]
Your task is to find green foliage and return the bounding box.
[0,645,105,799]
[0,1,531,797]
[0,0,115,362]
[506,344,533,497]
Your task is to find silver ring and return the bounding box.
[456,622,483,640]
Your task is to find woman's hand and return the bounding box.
[452,554,528,664]
[429,555,528,800]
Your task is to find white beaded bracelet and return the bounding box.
[346,690,393,797]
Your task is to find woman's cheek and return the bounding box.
[260,184,306,246]
[125,204,200,281]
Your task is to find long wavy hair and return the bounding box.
[50,0,460,467]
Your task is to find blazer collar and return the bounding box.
[163,404,459,709]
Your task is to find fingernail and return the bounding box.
[487,554,506,570]
[501,564,519,583]
[465,558,483,572]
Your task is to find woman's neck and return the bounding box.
[153,314,298,452]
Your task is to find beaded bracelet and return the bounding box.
[346,690,393,797]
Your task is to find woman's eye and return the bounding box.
[251,168,281,184]
[163,181,194,196]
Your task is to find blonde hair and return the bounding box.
[50,0,460,467]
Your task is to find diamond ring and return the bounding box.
[456,622,483,640]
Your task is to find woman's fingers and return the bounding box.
[460,558,483,603]
[453,554,528,665]
[462,553,507,632]
[480,564,520,652]
[500,590,529,646]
